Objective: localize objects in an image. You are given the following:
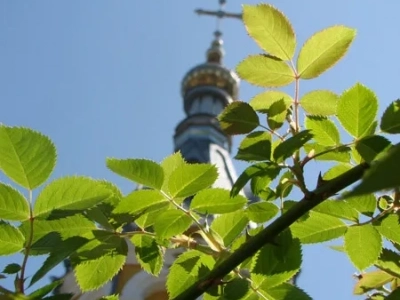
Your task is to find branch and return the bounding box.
[172,162,369,300]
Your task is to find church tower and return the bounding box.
[57,1,244,299]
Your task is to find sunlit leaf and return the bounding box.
[210,211,249,247]
[252,230,301,288]
[337,83,378,138]
[168,163,218,198]
[305,116,340,147]
[153,209,192,240]
[290,211,347,243]
[381,100,400,134]
[167,250,215,298]
[346,193,376,217]
[323,163,352,180]
[345,224,382,270]
[313,199,358,222]
[190,188,247,214]
[237,55,294,87]
[0,183,29,221]
[297,26,356,79]
[34,176,112,218]
[113,190,169,216]
[74,238,127,291]
[375,248,400,278]
[353,270,393,295]
[259,282,312,300]
[106,158,164,190]
[0,222,25,255]
[0,125,56,189]
[246,202,279,223]
[374,214,400,245]
[300,90,338,116]
[243,4,295,60]
[249,91,292,114]
[161,152,186,193]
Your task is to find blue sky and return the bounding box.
[1,1,399,299]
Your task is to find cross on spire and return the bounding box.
[195,0,242,40]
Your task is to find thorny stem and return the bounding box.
[19,190,34,294]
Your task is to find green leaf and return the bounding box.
[300,90,338,116]
[346,194,376,217]
[355,135,392,163]
[161,152,186,193]
[235,131,272,161]
[297,25,356,79]
[168,163,218,198]
[221,278,250,300]
[273,130,313,162]
[153,209,192,240]
[21,215,95,248]
[345,224,382,270]
[249,91,292,114]
[268,98,292,130]
[387,288,400,300]
[290,211,347,243]
[348,143,400,196]
[375,248,400,278]
[276,171,294,198]
[0,222,25,255]
[252,230,301,288]
[0,125,56,189]
[2,263,21,274]
[381,100,400,134]
[106,158,163,190]
[353,270,393,295]
[0,183,29,221]
[190,188,247,214]
[236,55,294,87]
[74,237,127,291]
[113,190,168,216]
[210,211,249,247]
[242,4,295,60]
[304,143,351,163]
[337,83,378,138]
[259,283,312,300]
[246,202,278,223]
[374,214,400,244]
[313,199,358,222]
[28,280,62,299]
[135,204,173,229]
[232,162,280,197]
[30,237,88,286]
[323,163,352,180]
[218,101,259,135]
[250,166,281,198]
[99,296,119,300]
[33,176,112,218]
[305,116,340,146]
[130,235,163,276]
[167,250,215,298]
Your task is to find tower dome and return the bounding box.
[181,31,239,114]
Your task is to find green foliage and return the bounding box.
[344,224,382,270]
[300,90,338,116]
[0,125,56,190]
[1,3,400,300]
[337,83,378,138]
[381,100,400,134]
[243,4,295,61]
[236,55,294,87]
[297,26,356,79]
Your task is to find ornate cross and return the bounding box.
[195,0,242,38]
